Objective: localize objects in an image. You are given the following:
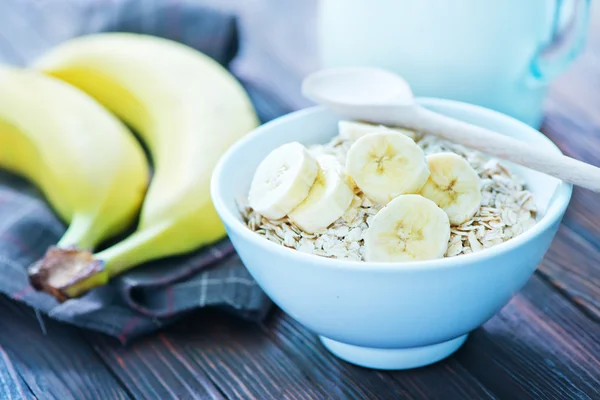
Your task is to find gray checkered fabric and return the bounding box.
[0,0,285,342]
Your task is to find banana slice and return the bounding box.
[420,153,481,225]
[345,132,430,204]
[288,155,354,233]
[249,142,319,219]
[339,120,416,141]
[364,194,450,262]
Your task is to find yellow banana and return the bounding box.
[33,33,259,298]
[0,66,149,298]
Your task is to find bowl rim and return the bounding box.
[211,99,573,272]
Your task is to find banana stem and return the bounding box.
[57,214,100,250]
[28,223,169,301]
[96,223,170,277]
[28,214,111,300]
[29,218,227,300]
[28,246,108,301]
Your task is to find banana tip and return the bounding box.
[28,246,106,302]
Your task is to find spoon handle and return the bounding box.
[404,107,600,193]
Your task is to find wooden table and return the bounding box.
[2,6,600,400]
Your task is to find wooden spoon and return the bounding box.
[302,67,600,193]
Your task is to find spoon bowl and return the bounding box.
[302,67,414,107]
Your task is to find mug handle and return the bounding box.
[528,0,591,85]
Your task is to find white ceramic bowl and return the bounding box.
[211,100,572,370]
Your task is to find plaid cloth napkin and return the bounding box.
[0,0,290,342]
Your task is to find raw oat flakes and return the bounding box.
[239,131,536,261]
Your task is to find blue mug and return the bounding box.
[317,0,590,127]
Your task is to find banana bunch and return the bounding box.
[0,65,149,299]
[249,121,482,262]
[0,33,258,300]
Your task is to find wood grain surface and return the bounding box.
[2,2,600,399]
[0,299,129,400]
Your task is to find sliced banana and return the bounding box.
[339,120,416,141]
[249,142,319,219]
[345,131,430,204]
[364,194,450,262]
[288,155,354,233]
[420,153,481,225]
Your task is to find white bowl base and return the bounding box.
[319,334,468,370]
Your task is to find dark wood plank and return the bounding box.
[262,310,495,400]
[265,310,410,400]
[85,310,340,400]
[562,187,600,246]
[542,224,600,321]
[84,331,226,400]
[159,310,329,400]
[0,295,130,400]
[537,87,600,321]
[388,357,497,400]
[0,345,35,400]
[456,274,600,400]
